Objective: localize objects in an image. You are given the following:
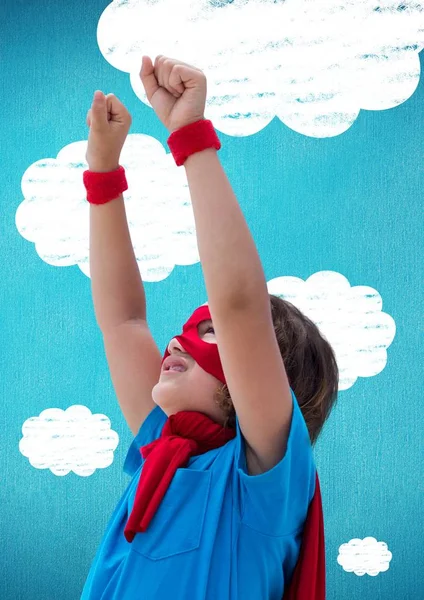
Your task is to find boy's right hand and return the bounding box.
[85,91,132,173]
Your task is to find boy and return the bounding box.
[81,55,336,599]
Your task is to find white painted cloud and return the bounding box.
[337,537,393,576]
[97,0,424,138]
[267,271,396,390]
[19,405,119,477]
[16,134,199,282]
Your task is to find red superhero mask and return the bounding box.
[161,304,226,384]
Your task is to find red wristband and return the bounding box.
[167,119,221,167]
[83,165,128,205]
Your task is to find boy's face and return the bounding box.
[151,318,226,424]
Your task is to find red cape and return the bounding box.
[283,472,325,600]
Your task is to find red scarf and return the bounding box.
[124,411,236,541]
[124,304,326,599]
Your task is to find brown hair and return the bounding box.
[214,294,339,445]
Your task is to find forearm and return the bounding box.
[89,195,147,329]
[183,148,269,310]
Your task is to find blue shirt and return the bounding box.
[81,389,316,600]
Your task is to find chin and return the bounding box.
[151,385,186,415]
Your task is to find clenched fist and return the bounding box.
[85,92,132,173]
[140,55,207,133]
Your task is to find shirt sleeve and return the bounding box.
[123,406,168,477]
[235,388,316,537]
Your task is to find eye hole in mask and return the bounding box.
[199,321,215,337]
[162,306,226,384]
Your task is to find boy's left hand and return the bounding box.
[140,55,207,133]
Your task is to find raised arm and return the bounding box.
[85,94,162,435]
[184,147,293,472]
[141,56,293,472]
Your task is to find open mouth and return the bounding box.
[162,356,188,373]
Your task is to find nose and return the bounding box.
[167,337,187,356]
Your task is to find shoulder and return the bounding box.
[234,389,316,536]
[238,388,313,477]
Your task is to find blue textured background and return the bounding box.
[1,1,423,598]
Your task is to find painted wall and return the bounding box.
[1,1,423,598]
